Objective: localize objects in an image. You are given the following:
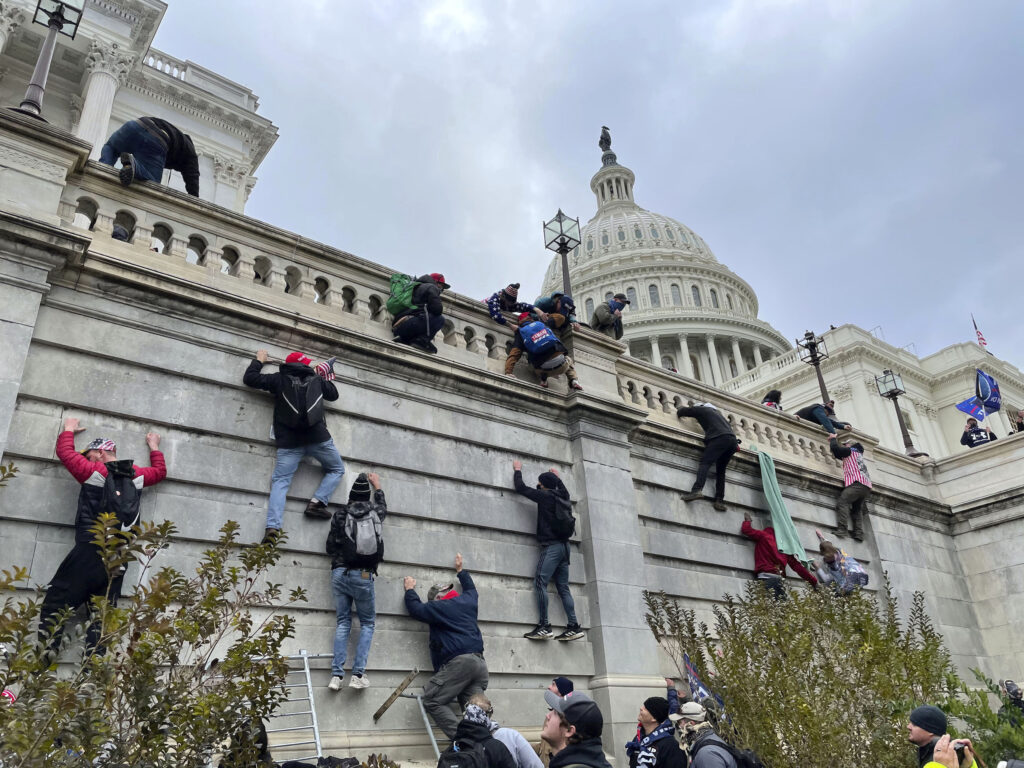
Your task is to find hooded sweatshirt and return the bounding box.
[676,404,737,444]
[138,117,200,196]
[513,470,572,545]
[243,359,339,447]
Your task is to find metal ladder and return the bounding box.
[265,649,328,762]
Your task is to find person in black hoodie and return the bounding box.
[99,117,201,196]
[960,417,997,448]
[392,272,449,353]
[677,401,741,512]
[243,349,344,543]
[541,690,613,768]
[448,700,517,768]
[513,462,583,642]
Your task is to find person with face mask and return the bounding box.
[670,702,736,768]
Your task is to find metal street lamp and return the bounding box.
[796,329,831,404]
[14,0,84,119]
[543,208,581,297]
[875,369,929,457]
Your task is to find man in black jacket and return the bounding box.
[513,462,583,642]
[960,417,996,448]
[794,400,851,434]
[243,349,344,543]
[325,472,385,691]
[541,690,613,768]
[99,117,201,196]
[449,698,517,768]
[677,401,740,512]
[404,553,487,739]
[392,273,449,353]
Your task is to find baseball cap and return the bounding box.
[669,701,707,723]
[285,352,312,366]
[427,581,455,601]
[614,293,630,304]
[80,438,116,456]
[544,690,603,738]
[429,273,450,289]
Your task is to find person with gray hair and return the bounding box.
[404,553,488,738]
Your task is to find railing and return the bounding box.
[144,51,188,81]
[721,348,801,391]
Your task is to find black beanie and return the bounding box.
[909,705,947,736]
[644,697,670,724]
[348,473,372,503]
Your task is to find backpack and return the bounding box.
[550,494,576,540]
[519,321,559,356]
[436,739,488,768]
[102,460,142,530]
[690,737,764,768]
[278,374,325,429]
[387,273,421,316]
[344,504,384,560]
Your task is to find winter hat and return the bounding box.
[348,473,371,503]
[537,472,565,493]
[285,352,312,366]
[644,697,670,723]
[669,701,706,724]
[544,690,603,738]
[552,676,574,696]
[429,273,450,289]
[315,356,337,381]
[428,582,456,601]
[503,283,520,298]
[80,438,116,456]
[909,705,947,736]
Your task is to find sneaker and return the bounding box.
[555,625,586,642]
[328,675,343,691]
[424,341,439,355]
[679,491,703,502]
[304,499,331,519]
[523,624,554,640]
[261,528,282,545]
[349,674,370,689]
[539,378,549,388]
[712,500,728,512]
[569,380,584,391]
[118,152,136,187]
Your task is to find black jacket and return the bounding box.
[676,405,737,444]
[917,738,939,768]
[394,275,444,321]
[961,426,996,448]
[326,489,387,571]
[452,720,517,768]
[242,359,339,448]
[139,117,200,196]
[628,727,686,768]
[405,570,484,671]
[513,470,571,545]
[550,737,614,768]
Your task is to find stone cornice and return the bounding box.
[85,0,164,54]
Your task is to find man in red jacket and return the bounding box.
[740,511,817,598]
[38,417,166,655]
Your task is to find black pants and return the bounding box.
[393,312,444,345]
[38,543,123,654]
[691,436,738,501]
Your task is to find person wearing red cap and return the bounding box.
[391,273,449,353]
[243,349,344,543]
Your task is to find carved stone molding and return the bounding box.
[0,2,27,41]
[0,145,66,183]
[68,94,84,131]
[85,41,137,84]
[831,383,853,402]
[213,155,250,187]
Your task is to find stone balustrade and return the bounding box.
[143,51,188,81]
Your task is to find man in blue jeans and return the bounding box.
[243,349,345,543]
[512,461,584,642]
[795,400,851,434]
[325,472,386,691]
[99,117,200,196]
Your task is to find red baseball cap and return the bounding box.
[518,312,532,323]
[429,273,450,289]
[285,352,312,365]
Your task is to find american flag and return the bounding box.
[972,314,987,348]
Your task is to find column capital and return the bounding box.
[213,155,251,187]
[85,41,136,84]
[0,1,27,41]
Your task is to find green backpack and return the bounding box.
[386,273,421,316]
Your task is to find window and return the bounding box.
[220,246,240,275]
[72,197,98,230]
[730,359,738,378]
[667,228,675,240]
[901,409,915,431]
[727,294,734,310]
[585,297,594,318]
[368,295,383,319]
[151,224,173,254]
[185,236,207,265]
[678,230,689,244]
[605,291,613,301]
[649,284,661,307]
[284,266,302,294]
[626,287,637,306]
[113,210,136,242]
[650,225,659,238]
[253,256,272,285]
[670,284,682,306]
[601,232,609,246]
[691,285,702,307]
[634,226,643,239]
[690,356,701,381]
[710,288,720,308]
[314,277,330,304]
[586,237,594,252]
[617,229,626,241]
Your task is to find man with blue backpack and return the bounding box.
[505,313,584,391]
[389,272,449,354]
[513,461,584,642]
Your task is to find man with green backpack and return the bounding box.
[388,272,449,354]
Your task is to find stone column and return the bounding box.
[731,337,744,376]
[753,345,764,366]
[706,334,723,385]
[649,336,662,367]
[0,1,27,54]
[75,42,136,160]
[678,334,694,378]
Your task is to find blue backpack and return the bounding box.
[519,321,559,356]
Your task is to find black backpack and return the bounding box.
[436,739,488,768]
[277,374,325,429]
[550,494,576,540]
[102,459,142,530]
[690,737,763,768]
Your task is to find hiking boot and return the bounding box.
[424,341,439,354]
[118,152,136,187]
[680,491,703,502]
[555,625,585,642]
[261,527,282,545]
[304,499,331,519]
[349,674,370,689]
[712,500,728,512]
[328,675,343,691]
[523,624,553,640]
[851,528,864,542]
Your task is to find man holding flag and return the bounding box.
[961,418,996,449]
[955,369,1002,448]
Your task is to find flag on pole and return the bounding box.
[972,314,987,348]
[683,653,724,709]
[955,369,1001,422]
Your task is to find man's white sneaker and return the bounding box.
[328,676,343,691]
[349,674,370,689]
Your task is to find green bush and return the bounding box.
[947,669,1024,766]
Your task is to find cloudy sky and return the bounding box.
[153,0,1024,370]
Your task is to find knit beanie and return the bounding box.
[348,473,371,503]
[644,697,670,724]
[909,705,947,736]
[538,471,560,490]
[503,283,520,298]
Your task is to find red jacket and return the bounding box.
[740,520,817,586]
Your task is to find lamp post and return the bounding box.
[796,329,831,404]
[875,369,928,457]
[543,209,581,298]
[14,0,84,119]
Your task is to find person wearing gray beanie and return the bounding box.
[908,704,949,767]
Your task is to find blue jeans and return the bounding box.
[98,120,166,182]
[534,541,577,626]
[266,439,345,530]
[331,568,376,676]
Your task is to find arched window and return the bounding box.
[666,228,675,240]
[691,285,702,307]
[185,235,207,265]
[601,232,609,246]
[634,226,643,239]
[649,284,661,307]
[605,291,614,302]
[284,266,302,294]
[617,229,626,241]
[670,284,682,306]
[710,288,720,308]
[314,277,330,304]
[586,237,594,252]
[650,225,659,238]
[626,286,637,306]
[151,223,173,254]
[690,355,701,381]
[253,256,272,285]
[678,230,689,244]
[220,246,240,275]
[727,294,734,310]
[72,197,98,230]
[368,294,383,319]
[585,297,595,318]
[113,210,136,242]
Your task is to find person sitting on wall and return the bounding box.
[814,538,869,594]
[625,679,684,768]
[485,283,538,327]
[391,273,449,354]
[794,400,851,433]
[505,313,584,391]
[99,117,200,196]
[761,389,783,411]
[243,349,344,543]
[534,292,581,332]
[590,293,629,339]
[740,511,818,598]
[829,434,871,541]
[677,400,741,512]
[960,417,997,448]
